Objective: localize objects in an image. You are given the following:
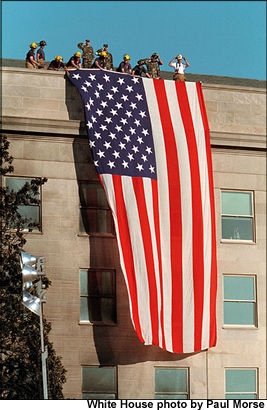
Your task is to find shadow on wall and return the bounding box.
[68,73,198,365]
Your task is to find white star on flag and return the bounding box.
[139,110,146,118]
[112,151,120,159]
[107,160,115,168]
[72,73,81,80]
[104,141,112,149]
[136,93,143,101]
[122,160,129,168]
[97,150,105,158]
[96,109,103,116]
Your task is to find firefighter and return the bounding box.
[66,52,82,69]
[25,43,39,69]
[36,40,47,69]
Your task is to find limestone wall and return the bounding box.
[2,67,266,399]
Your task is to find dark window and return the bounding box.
[80,269,116,324]
[82,366,117,399]
[155,368,189,399]
[79,182,115,234]
[5,177,41,231]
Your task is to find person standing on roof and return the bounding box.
[117,54,132,74]
[169,54,190,81]
[36,40,47,69]
[77,39,95,68]
[142,53,163,78]
[97,44,113,70]
[25,43,39,69]
[92,51,107,70]
[66,52,82,69]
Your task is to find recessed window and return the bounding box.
[5,177,41,231]
[225,368,257,399]
[221,191,254,241]
[155,368,189,399]
[223,275,257,327]
[80,269,116,324]
[79,182,114,234]
[82,366,117,399]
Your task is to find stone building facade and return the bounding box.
[2,66,266,399]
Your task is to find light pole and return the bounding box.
[21,251,48,400]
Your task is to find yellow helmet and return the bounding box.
[29,42,38,49]
[124,54,130,60]
[55,56,63,61]
[98,51,107,57]
[75,51,82,57]
[177,54,183,60]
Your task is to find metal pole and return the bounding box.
[38,280,48,399]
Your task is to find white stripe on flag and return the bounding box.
[143,77,173,352]
[143,177,162,348]
[121,176,153,344]
[186,83,212,350]
[164,80,195,353]
[100,174,136,327]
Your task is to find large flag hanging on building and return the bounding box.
[68,69,217,354]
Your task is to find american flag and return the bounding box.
[69,69,217,354]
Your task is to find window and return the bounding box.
[80,269,116,324]
[82,366,117,399]
[155,368,189,399]
[223,275,257,327]
[221,190,254,241]
[79,181,115,234]
[225,368,258,399]
[5,177,41,231]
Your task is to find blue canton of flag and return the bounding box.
[69,70,157,179]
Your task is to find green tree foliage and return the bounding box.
[0,136,66,399]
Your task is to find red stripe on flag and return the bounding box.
[153,79,183,353]
[132,178,159,346]
[196,83,217,348]
[112,175,144,343]
[175,81,205,352]
[151,179,166,350]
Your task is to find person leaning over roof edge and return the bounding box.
[48,56,66,71]
[132,60,151,78]
[169,54,190,81]
[65,52,82,69]
[92,51,108,70]
[117,54,132,74]
[96,44,113,70]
